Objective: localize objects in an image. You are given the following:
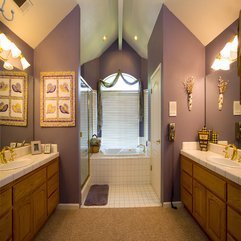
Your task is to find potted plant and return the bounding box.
[89,134,101,153]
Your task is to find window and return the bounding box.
[101,73,139,148]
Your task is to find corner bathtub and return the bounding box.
[90,148,150,185]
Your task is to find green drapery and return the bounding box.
[97,70,144,135]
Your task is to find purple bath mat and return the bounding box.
[84,185,109,206]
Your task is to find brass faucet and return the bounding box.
[0,146,15,164]
[223,144,238,160]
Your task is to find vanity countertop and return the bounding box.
[181,148,241,186]
[0,152,59,188]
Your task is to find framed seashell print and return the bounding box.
[0,71,28,126]
[40,72,75,127]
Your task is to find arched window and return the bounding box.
[101,73,139,148]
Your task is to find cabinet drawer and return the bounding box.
[48,190,59,215]
[47,173,59,197]
[0,211,12,241]
[181,187,192,213]
[181,156,192,176]
[227,207,241,240]
[47,159,58,179]
[193,164,226,200]
[0,188,12,217]
[14,168,46,202]
[182,171,192,194]
[228,183,241,213]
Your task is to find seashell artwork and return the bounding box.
[60,83,70,93]
[59,103,69,114]
[12,103,22,113]
[12,82,22,93]
[46,83,57,94]
[0,101,8,112]
[0,81,8,91]
[46,104,56,114]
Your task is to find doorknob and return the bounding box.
[156,139,161,143]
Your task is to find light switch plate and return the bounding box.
[233,101,241,115]
[169,101,177,117]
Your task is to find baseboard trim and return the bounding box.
[162,201,183,208]
[57,203,80,209]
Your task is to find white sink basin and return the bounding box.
[207,156,241,168]
[0,158,33,171]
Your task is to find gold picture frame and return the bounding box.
[0,71,28,126]
[40,71,75,127]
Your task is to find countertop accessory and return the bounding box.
[183,76,194,111]
[217,76,228,111]
[31,141,42,155]
[198,126,209,151]
[44,144,51,154]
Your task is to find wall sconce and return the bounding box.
[218,76,228,111]
[211,35,238,71]
[0,33,30,70]
[183,76,195,111]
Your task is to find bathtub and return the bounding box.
[90,149,150,185]
[101,148,145,156]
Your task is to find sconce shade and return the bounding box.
[211,55,230,71]
[3,61,13,70]
[20,56,30,70]
[0,32,30,70]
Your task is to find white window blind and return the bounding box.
[144,90,149,142]
[102,91,139,148]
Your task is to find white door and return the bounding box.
[150,64,162,202]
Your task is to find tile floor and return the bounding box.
[82,184,161,208]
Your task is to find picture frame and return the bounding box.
[0,71,28,126]
[44,144,51,154]
[31,141,42,155]
[40,71,75,127]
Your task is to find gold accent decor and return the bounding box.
[0,71,28,126]
[40,71,75,127]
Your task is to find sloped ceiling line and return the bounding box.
[118,0,123,50]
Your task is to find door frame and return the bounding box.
[150,63,163,205]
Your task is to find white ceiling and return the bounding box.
[1,0,241,64]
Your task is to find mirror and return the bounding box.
[206,62,240,147]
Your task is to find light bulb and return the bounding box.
[20,56,30,70]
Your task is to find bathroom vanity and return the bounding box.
[0,147,59,241]
[181,143,241,241]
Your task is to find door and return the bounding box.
[150,64,161,201]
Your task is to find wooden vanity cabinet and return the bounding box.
[0,186,12,241]
[0,157,59,241]
[227,183,241,241]
[181,155,226,241]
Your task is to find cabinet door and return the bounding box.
[14,196,33,241]
[193,180,206,229]
[33,183,47,233]
[206,190,226,241]
[0,211,12,241]
[228,206,241,241]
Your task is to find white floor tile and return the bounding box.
[82,184,161,208]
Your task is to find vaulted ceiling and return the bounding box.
[1,0,241,64]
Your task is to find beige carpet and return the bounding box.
[34,207,210,241]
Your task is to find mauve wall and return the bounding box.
[0,21,34,147]
[81,40,147,90]
[34,5,80,203]
[206,21,240,146]
[148,5,205,202]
